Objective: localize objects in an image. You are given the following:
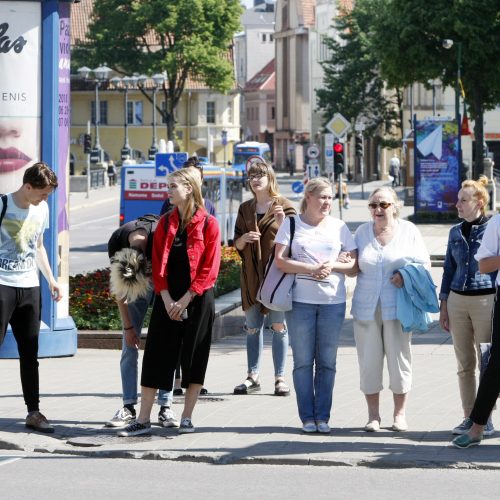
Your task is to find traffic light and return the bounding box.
[83,133,92,154]
[333,142,344,175]
[355,134,363,157]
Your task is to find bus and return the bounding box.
[232,142,271,183]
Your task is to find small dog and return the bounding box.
[110,248,152,302]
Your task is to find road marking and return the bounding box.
[71,215,117,229]
[0,455,24,466]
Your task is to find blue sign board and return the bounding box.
[291,181,304,193]
[155,152,188,177]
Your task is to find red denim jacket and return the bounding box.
[152,207,221,296]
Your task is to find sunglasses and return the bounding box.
[368,201,392,210]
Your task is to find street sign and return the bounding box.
[326,113,351,139]
[291,181,304,193]
[221,129,228,146]
[355,122,366,132]
[307,159,320,179]
[306,144,320,159]
[155,152,188,177]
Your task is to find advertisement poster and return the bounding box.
[0,1,41,194]
[57,1,71,317]
[414,118,460,213]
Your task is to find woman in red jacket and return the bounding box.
[118,167,221,436]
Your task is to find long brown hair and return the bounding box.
[247,161,280,199]
[167,167,204,230]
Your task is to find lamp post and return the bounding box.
[78,64,112,164]
[137,73,166,160]
[111,75,137,161]
[442,39,462,171]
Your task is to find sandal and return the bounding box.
[274,379,291,397]
[234,377,261,395]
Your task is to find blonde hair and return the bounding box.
[461,175,489,214]
[167,167,204,230]
[300,177,333,213]
[247,161,280,199]
[368,186,402,217]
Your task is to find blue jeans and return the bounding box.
[245,304,288,378]
[286,302,346,423]
[121,291,172,407]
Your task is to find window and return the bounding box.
[271,106,275,120]
[262,33,267,42]
[127,101,143,125]
[227,103,233,124]
[91,100,108,125]
[206,101,215,123]
[319,34,331,62]
[270,34,274,42]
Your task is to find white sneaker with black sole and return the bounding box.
[178,418,195,434]
[105,406,136,427]
[158,406,179,428]
[117,421,151,437]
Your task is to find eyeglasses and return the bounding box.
[368,201,392,210]
[248,173,266,181]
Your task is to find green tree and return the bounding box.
[371,0,500,174]
[73,0,242,141]
[316,0,402,146]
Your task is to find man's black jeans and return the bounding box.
[0,284,41,412]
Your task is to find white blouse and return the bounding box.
[351,219,430,321]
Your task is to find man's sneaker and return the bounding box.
[117,421,151,437]
[105,406,136,428]
[178,418,195,434]
[25,411,54,434]
[158,406,179,428]
[484,417,495,437]
[452,417,473,435]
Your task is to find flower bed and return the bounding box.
[69,246,241,330]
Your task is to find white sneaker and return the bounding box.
[158,406,179,428]
[316,421,331,434]
[105,407,135,427]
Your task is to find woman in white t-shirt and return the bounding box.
[352,187,430,433]
[274,177,357,434]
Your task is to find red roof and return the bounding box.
[245,59,275,91]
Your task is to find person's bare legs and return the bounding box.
[366,393,380,421]
[393,392,408,418]
[136,386,156,423]
[182,383,202,420]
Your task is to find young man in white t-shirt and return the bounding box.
[0,162,61,433]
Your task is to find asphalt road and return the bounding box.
[1,452,499,499]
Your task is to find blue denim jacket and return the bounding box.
[439,221,497,300]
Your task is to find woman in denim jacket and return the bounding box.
[439,176,497,437]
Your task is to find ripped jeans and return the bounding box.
[244,304,288,378]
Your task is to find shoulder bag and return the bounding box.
[257,215,296,312]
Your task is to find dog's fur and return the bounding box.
[110,248,152,302]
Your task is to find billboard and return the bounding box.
[414,118,460,214]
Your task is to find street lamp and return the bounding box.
[78,64,112,164]
[442,38,462,170]
[110,74,137,161]
[137,73,166,160]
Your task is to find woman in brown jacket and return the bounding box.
[233,160,296,396]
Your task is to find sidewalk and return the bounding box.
[2,320,500,468]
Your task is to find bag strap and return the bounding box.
[0,194,7,228]
[288,215,295,258]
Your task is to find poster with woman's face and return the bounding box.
[0,2,41,193]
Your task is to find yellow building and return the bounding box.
[70,0,241,174]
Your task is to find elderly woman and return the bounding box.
[352,187,430,432]
[118,167,220,436]
[233,161,296,396]
[274,177,357,433]
[440,176,496,436]
[453,213,500,448]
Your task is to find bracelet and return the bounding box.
[124,326,134,331]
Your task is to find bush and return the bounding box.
[69,247,241,330]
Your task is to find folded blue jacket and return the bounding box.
[396,263,439,333]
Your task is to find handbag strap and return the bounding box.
[0,194,7,228]
[288,215,295,258]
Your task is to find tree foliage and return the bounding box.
[370,0,500,171]
[316,0,402,145]
[73,0,243,141]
